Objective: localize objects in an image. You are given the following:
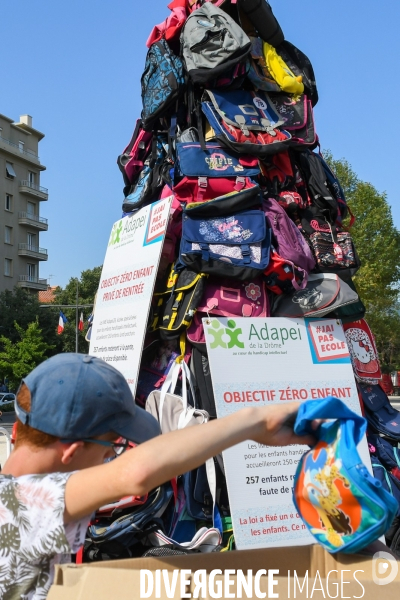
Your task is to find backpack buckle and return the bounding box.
[198,177,208,188]
[241,244,251,264]
[200,243,210,262]
[234,176,246,191]
[234,115,250,137]
[261,118,276,137]
[197,177,208,202]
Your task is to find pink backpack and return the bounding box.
[187,0,228,12]
[157,186,183,277]
[117,120,153,187]
[146,1,188,47]
[187,277,269,348]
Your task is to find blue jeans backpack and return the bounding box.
[179,208,271,281]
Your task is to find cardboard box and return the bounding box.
[48,544,400,599]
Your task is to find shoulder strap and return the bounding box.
[294,397,366,444]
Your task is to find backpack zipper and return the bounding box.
[326,218,344,261]
[273,214,300,251]
[190,29,225,52]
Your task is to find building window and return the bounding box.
[27,263,36,281]
[27,232,37,249]
[19,141,24,152]
[28,171,36,185]
[4,259,12,277]
[27,201,36,216]
[5,194,12,211]
[5,162,16,179]
[4,226,12,245]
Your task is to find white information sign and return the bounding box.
[89,197,171,395]
[204,316,371,550]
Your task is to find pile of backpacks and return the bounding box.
[83,0,400,560]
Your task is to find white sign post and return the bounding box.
[89,197,171,396]
[204,316,371,550]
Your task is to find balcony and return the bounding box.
[19,180,48,201]
[18,211,48,231]
[18,243,48,261]
[0,134,40,164]
[18,275,48,291]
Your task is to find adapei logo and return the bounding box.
[207,319,244,350]
[108,220,123,246]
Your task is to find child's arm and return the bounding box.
[64,402,314,522]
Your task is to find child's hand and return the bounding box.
[251,403,319,448]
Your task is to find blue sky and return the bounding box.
[3,0,400,287]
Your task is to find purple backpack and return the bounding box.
[263,197,315,273]
[187,277,269,348]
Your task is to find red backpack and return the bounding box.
[344,319,381,384]
[264,250,307,295]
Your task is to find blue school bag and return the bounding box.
[179,209,271,280]
[141,39,185,131]
[368,433,400,476]
[293,398,397,553]
[201,89,292,158]
[358,383,400,440]
[173,142,261,215]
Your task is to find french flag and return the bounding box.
[57,311,68,335]
[78,312,84,332]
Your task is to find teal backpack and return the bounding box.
[293,398,397,553]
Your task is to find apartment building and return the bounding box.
[0,113,48,293]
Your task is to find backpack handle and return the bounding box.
[294,397,367,445]
[158,359,197,429]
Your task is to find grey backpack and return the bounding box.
[181,3,251,84]
[145,360,209,433]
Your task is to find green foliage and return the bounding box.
[325,152,400,366]
[53,266,102,353]
[0,287,62,354]
[0,321,54,391]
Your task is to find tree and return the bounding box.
[0,321,54,391]
[0,287,62,355]
[325,153,400,366]
[53,266,102,353]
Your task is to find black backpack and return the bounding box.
[150,266,208,341]
[237,0,284,47]
[277,40,319,107]
[295,150,340,224]
[191,346,217,419]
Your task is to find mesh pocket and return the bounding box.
[192,242,261,263]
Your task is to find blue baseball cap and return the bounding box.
[15,353,161,443]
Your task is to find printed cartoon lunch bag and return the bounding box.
[292,398,397,554]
